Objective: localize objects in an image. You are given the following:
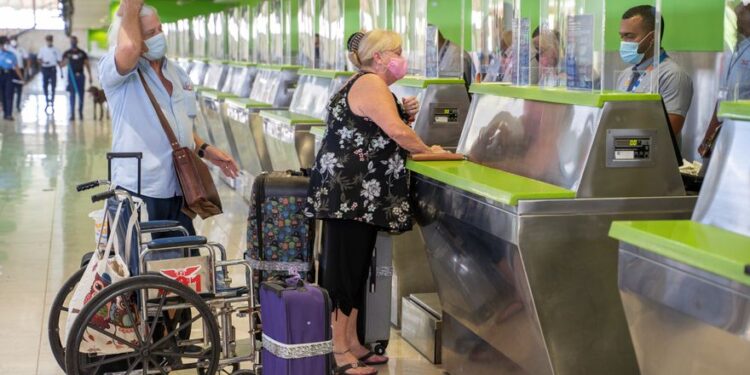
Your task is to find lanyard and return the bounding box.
[626,51,668,93]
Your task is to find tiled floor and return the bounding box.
[0,76,445,374]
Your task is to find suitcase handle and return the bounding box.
[107,152,143,195]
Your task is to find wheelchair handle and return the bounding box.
[76,179,108,192]
[91,191,116,203]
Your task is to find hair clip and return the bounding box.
[347,32,365,53]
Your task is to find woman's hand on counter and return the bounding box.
[430,145,448,153]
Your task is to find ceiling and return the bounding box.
[72,0,111,29]
[1,0,244,31]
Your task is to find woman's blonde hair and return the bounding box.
[348,29,402,69]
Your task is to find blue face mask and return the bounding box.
[143,33,167,61]
[619,32,654,65]
[619,41,644,65]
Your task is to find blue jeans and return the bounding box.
[67,72,85,117]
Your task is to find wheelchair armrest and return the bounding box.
[147,236,207,250]
[140,220,183,232]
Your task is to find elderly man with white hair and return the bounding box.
[100,0,238,238]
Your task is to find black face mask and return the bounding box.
[71,42,78,48]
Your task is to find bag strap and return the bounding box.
[137,69,181,151]
[101,200,125,261]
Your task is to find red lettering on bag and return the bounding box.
[160,266,203,292]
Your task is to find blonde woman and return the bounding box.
[306,30,445,375]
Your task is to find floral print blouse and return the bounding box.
[306,72,413,233]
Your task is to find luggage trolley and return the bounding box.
[49,153,262,375]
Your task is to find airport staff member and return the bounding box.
[8,36,28,113]
[616,5,693,138]
[0,36,25,121]
[102,0,238,239]
[38,35,63,109]
[699,1,750,157]
[437,29,474,87]
[62,36,92,121]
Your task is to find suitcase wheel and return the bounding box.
[373,340,389,355]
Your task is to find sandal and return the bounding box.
[333,361,377,375]
[358,351,389,365]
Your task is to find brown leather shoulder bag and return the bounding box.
[138,70,222,219]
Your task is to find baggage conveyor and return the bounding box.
[610,101,750,375]
[407,84,697,375]
[223,64,300,202]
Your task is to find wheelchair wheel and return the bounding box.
[47,266,85,371]
[65,274,221,374]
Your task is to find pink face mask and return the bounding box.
[386,55,408,80]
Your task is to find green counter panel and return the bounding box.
[225,98,273,109]
[396,76,466,88]
[298,69,355,79]
[194,86,217,94]
[717,101,750,122]
[227,61,256,68]
[256,64,302,72]
[259,110,324,126]
[202,91,238,100]
[610,220,750,286]
[406,160,575,206]
[310,126,327,138]
[469,83,661,108]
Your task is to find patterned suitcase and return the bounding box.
[246,171,314,294]
[260,277,333,375]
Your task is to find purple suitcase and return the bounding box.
[260,276,332,375]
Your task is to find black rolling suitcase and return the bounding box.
[245,171,315,295]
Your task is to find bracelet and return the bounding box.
[197,143,210,158]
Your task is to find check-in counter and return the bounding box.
[188,59,209,88]
[223,64,300,201]
[258,69,353,171]
[390,77,470,150]
[407,84,697,375]
[196,62,258,180]
[611,101,750,375]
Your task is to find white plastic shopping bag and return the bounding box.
[65,199,141,355]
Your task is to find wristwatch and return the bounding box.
[197,143,210,158]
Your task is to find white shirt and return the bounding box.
[100,54,197,198]
[38,45,62,67]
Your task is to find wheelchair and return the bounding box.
[48,154,261,375]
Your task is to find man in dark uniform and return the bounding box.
[62,36,92,121]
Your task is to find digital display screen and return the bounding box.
[613,137,651,160]
[433,107,459,124]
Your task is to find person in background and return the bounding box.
[315,33,321,68]
[8,36,28,113]
[437,29,474,87]
[38,35,63,110]
[537,30,561,86]
[699,1,750,157]
[62,35,92,121]
[102,0,238,240]
[306,30,446,375]
[0,36,25,121]
[616,5,693,138]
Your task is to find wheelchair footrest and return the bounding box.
[140,220,183,232]
[147,235,207,250]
